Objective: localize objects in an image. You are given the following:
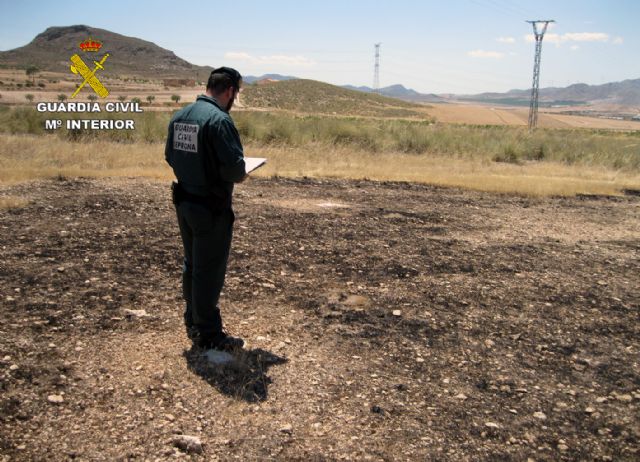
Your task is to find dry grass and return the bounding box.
[0,134,171,184]
[250,142,640,197]
[1,134,638,197]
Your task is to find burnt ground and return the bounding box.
[0,176,638,461]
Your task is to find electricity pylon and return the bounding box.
[373,43,381,93]
[527,20,554,130]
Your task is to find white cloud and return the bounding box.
[564,32,609,42]
[496,36,515,44]
[570,45,580,51]
[468,50,505,59]
[225,52,253,61]
[613,36,624,45]
[224,51,316,68]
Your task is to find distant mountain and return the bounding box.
[459,79,640,107]
[343,84,446,103]
[3,25,637,108]
[244,74,298,84]
[0,25,212,79]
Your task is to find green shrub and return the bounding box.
[493,145,520,164]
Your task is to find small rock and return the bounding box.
[165,414,176,422]
[616,394,633,403]
[533,411,547,420]
[585,407,596,414]
[392,310,402,316]
[9,364,19,371]
[279,424,293,435]
[484,339,495,348]
[558,444,569,452]
[485,422,500,428]
[47,395,64,404]
[173,435,203,454]
[57,267,65,272]
[595,397,608,403]
[370,405,384,414]
[454,393,468,400]
[124,309,149,318]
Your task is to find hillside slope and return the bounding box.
[241,79,427,117]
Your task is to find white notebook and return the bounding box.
[244,157,267,174]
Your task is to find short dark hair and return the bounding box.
[207,67,242,94]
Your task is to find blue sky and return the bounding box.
[1,0,638,94]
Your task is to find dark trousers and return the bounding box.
[175,201,234,337]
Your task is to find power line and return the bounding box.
[527,20,554,131]
[470,0,534,20]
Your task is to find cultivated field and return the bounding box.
[426,103,640,131]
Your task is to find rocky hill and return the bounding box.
[0,25,212,80]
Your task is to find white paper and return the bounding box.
[203,349,234,364]
[244,157,267,174]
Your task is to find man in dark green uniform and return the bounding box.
[165,67,246,350]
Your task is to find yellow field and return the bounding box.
[1,134,638,198]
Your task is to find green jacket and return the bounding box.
[165,94,246,204]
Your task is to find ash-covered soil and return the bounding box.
[0,176,638,461]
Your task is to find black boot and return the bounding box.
[197,330,244,351]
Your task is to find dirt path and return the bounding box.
[0,177,638,461]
